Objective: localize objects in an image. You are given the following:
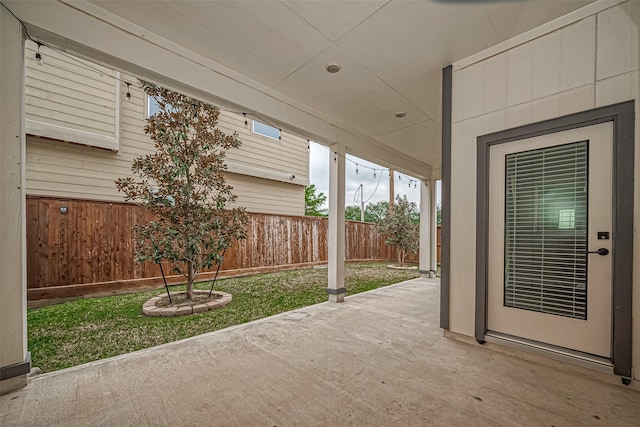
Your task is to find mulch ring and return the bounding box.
[386,264,419,270]
[142,289,232,317]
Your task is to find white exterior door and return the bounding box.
[487,123,613,358]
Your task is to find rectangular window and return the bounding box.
[147,95,161,118]
[504,141,588,320]
[252,120,280,140]
[558,209,576,229]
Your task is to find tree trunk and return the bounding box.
[186,261,194,300]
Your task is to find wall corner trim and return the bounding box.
[440,65,453,331]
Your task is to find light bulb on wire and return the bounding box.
[35,42,44,66]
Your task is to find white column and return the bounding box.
[327,143,346,302]
[430,179,438,278]
[419,180,432,278]
[0,7,28,395]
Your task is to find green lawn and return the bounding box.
[28,262,420,373]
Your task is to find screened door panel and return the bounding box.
[487,123,612,358]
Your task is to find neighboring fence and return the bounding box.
[26,196,439,301]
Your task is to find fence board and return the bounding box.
[26,196,440,300]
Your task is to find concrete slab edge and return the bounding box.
[29,278,439,382]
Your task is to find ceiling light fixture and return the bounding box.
[325,63,341,73]
[395,111,407,118]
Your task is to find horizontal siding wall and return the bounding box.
[219,111,309,180]
[25,42,117,138]
[25,66,309,216]
[227,173,305,216]
[25,197,431,300]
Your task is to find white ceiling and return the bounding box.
[21,0,594,176]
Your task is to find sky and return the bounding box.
[309,141,441,211]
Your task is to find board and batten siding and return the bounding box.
[448,1,639,378]
[24,47,309,216]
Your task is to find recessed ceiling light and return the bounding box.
[326,64,341,73]
[395,111,407,118]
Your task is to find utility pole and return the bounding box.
[389,169,395,214]
[360,184,365,222]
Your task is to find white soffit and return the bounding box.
[275,44,429,137]
[89,0,332,88]
[337,0,497,121]
[282,0,388,42]
[377,119,442,168]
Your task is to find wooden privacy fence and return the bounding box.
[26,196,439,301]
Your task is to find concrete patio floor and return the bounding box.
[2,278,639,426]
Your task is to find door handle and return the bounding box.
[587,248,609,256]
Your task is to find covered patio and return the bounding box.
[2,278,638,426]
[2,0,640,403]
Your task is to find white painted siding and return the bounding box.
[449,1,640,378]
[25,50,310,215]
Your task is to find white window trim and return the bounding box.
[251,119,281,141]
[26,120,120,151]
[145,94,155,118]
[226,160,309,186]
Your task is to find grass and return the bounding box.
[28,262,420,373]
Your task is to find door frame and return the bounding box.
[475,101,634,377]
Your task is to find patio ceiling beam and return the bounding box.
[5,0,431,178]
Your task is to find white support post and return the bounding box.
[430,179,438,278]
[419,180,432,278]
[327,143,346,302]
[0,7,29,395]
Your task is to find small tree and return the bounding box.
[305,184,328,216]
[364,200,389,223]
[116,82,248,300]
[376,195,419,266]
[345,205,362,221]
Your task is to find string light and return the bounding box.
[355,164,359,175]
[125,82,131,100]
[373,170,376,179]
[35,42,43,66]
